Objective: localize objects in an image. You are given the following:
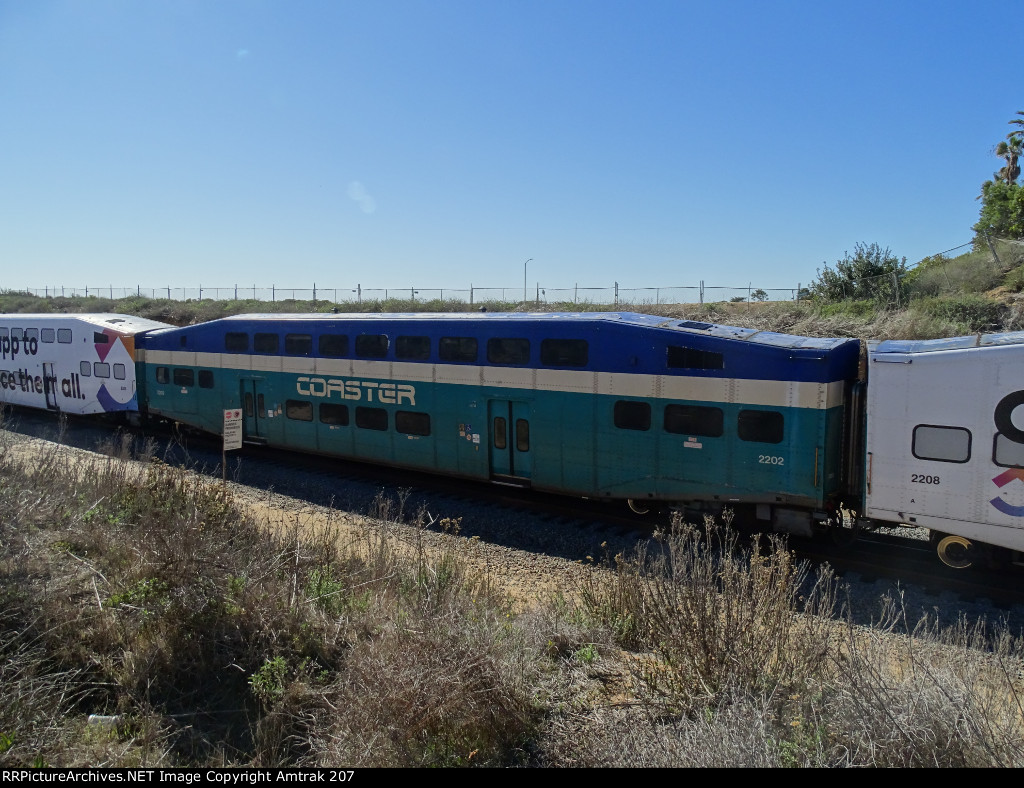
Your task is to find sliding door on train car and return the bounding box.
[488,400,532,485]
[241,379,267,442]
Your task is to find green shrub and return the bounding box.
[910,295,1004,332]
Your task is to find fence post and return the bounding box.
[700,280,704,304]
[272,285,275,302]
[614,281,619,306]
[574,283,578,303]
[234,284,237,300]
[470,285,474,306]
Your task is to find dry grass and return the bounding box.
[2,423,1024,767]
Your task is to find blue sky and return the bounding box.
[0,0,1015,298]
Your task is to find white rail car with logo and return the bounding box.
[0,314,172,418]
[864,332,1024,567]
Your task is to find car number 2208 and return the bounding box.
[911,474,940,485]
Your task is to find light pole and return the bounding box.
[523,258,533,305]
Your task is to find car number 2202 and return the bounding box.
[758,455,784,465]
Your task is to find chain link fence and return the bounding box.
[16,281,807,306]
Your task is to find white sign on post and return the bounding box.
[223,408,243,451]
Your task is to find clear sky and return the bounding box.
[0,0,1015,297]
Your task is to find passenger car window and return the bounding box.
[667,346,724,370]
[614,401,651,431]
[355,334,389,358]
[355,406,388,431]
[540,339,588,367]
[396,411,431,435]
[664,404,724,437]
[487,337,530,365]
[396,336,430,360]
[439,337,477,362]
[318,334,349,357]
[285,334,313,356]
[319,403,349,425]
[254,333,279,353]
[225,332,248,352]
[914,425,970,463]
[738,410,784,444]
[286,400,314,421]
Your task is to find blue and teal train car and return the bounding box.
[136,312,861,533]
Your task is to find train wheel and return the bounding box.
[627,499,650,515]
[935,533,975,569]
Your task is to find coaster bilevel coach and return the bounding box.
[2,310,1023,571]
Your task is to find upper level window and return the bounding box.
[254,333,279,353]
[93,332,109,344]
[80,361,91,377]
[439,336,477,362]
[173,368,194,387]
[319,334,349,357]
[24,328,38,342]
[614,400,651,431]
[396,336,430,360]
[198,370,214,388]
[93,362,110,379]
[667,345,724,370]
[225,332,248,352]
[540,339,588,367]
[914,425,971,463]
[113,363,126,380]
[41,328,55,343]
[57,328,72,343]
[487,337,530,365]
[285,334,312,356]
[738,410,784,444]
[355,334,389,358]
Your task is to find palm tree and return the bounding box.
[1008,110,1024,140]
[995,135,1022,185]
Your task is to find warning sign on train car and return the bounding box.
[223,409,243,451]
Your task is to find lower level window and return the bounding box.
[286,400,313,422]
[319,403,350,425]
[614,400,651,431]
[738,410,784,444]
[356,407,388,431]
[396,411,431,436]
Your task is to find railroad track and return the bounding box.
[5,405,1024,630]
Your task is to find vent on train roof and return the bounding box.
[678,320,713,331]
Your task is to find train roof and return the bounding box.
[159,311,856,351]
[870,329,1024,355]
[0,313,173,333]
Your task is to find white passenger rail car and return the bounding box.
[863,333,1024,568]
[0,314,171,419]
